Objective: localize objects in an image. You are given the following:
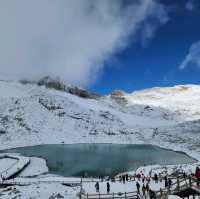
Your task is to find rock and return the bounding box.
[0,128,7,134]
[111,90,125,97]
[110,90,127,105]
[37,76,101,100]
[49,193,64,199]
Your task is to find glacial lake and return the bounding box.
[4,144,196,177]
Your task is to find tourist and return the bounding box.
[122,175,125,184]
[107,182,110,193]
[168,178,172,189]
[164,176,168,188]
[195,167,200,180]
[142,184,146,196]
[95,182,99,192]
[125,174,129,181]
[136,182,140,193]
[141,173,145,183]
[119,175,122,182]
[145,183,149,192]
[160,188,163,197]
[154,173,158,183]
[142,174,145,183]
[137,173,141,181]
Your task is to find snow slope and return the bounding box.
[0,81,200,160]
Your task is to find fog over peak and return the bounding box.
[0,0,168,87]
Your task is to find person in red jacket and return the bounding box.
[195,167,200,179]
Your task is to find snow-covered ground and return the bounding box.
[0,153,30,180]
[1,80,200,198]
[0,81,200,160]
[0,158,17,174]
[0,182,79,199]
[18,156,48,177]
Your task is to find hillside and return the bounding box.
[0,80,200,159]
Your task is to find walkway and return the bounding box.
[0,154,30,180]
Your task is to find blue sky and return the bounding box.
[90,0,200,94]
[0,0,200,94]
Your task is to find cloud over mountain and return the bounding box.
[0,0,168,87]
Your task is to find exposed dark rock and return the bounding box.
[0,128,6,134]
[144,105,153,111]
[37,76,101,100]
[38,98,62,111]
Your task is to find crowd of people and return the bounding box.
[90,167,200,198]
[93,171,169,199]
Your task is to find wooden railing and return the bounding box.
[82,191,139,199]
[155,176,200,198]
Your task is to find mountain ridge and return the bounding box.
[0,80,200,160]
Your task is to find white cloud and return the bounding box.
[179,41,200,70]
[186,0,195,11]
[0,0,168,87]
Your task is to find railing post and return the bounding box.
[99,193,100,199]
[87,193,88,199]
[125,192,127,199]
[113,192,114,199]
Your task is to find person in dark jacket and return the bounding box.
[136,182,140,193]
[142,184,146,196]
[125,174,129,181]
[107,182,110,193]
[154,173,158,183]
[164,176,168,188]
[160,188,163,197]
[95,182,99,192]
[122,175,126,184]
[168,178,172,189]
[145,183,150,192]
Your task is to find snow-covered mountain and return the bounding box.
[0,79,200,159]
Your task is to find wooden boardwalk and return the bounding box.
[155,176,200,198]
[81,191,140,199]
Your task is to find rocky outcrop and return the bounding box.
[110,90,127,105]
[37,76,101,100]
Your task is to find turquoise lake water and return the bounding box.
[4,144,196,177]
